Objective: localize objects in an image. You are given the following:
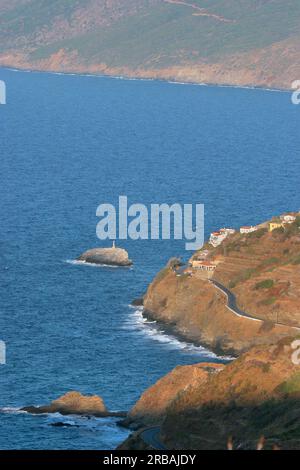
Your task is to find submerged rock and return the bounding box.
[131,297,144,307]
[50,422,80,428]
[22,391,125,418]
[77,243,133,267]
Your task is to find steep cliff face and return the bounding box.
[121,338,300,450]
[123,362,225,428]
[143,268,295,355]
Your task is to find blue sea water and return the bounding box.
[0,68,300,449]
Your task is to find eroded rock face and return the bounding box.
[122,363,225,428]
[77,247,133,267]
[22,391,112,417]
[143,267,296,355]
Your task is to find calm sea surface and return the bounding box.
[0,68,299,449]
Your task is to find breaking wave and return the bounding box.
[65,259,131,269]
[123,307,232,361]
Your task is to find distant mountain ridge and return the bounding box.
[0,0,300,89]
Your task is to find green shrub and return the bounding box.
[278,373,300,394]
[255,279,274,289]
[262,363,271,373]
[248,228,268,238]
[230,268,256,287]
[261,257,279,266]
[271,226,284,235]
[261,296,276,305]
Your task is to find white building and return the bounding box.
[240,226,257,234]
[280,214,296,224]
[209,228,235,247]
[220,228,236,236]
[191,260,217,272]
[209,231,227,247]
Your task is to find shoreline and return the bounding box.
[0,65,290,94]
[141,307,236,360]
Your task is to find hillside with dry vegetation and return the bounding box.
[209,215,300,326]
[120,338,300,450]
[142,213,300,354]
[0,1,300,89]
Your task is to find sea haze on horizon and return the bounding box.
[0,68,299,449]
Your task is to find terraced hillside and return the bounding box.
[209,216,300,326]
[140,214,300,355]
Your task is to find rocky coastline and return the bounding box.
[119,338,300,450]
[117,214,300,449]
[137,214,300,356]
[18,214,300,449]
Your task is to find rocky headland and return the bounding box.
[121,362,225,429]
[142,213,300,355]
[77,246,132,267]
[118,212,300,449]
[120,338,300,450]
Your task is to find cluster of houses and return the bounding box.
[269,213,297,232]
[209,213,298,248]
[188,212,298,275]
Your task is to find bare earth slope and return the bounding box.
[0,0,300,89]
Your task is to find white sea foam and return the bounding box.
[0,407,129,437]
[65,259,131,269]
[45,413,122,429]
[0,407,27,414]
[2,67,288,93]
[124,307,232,360]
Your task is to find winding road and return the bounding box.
[140,427,166,450]
[210,279,300,330]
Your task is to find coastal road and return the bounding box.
[140,427,167,450]
[210,279,300,330]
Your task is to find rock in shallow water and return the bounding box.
[21,391,126,417]
[77,246,133,267]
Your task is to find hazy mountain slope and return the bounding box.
[0,0,299,88]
